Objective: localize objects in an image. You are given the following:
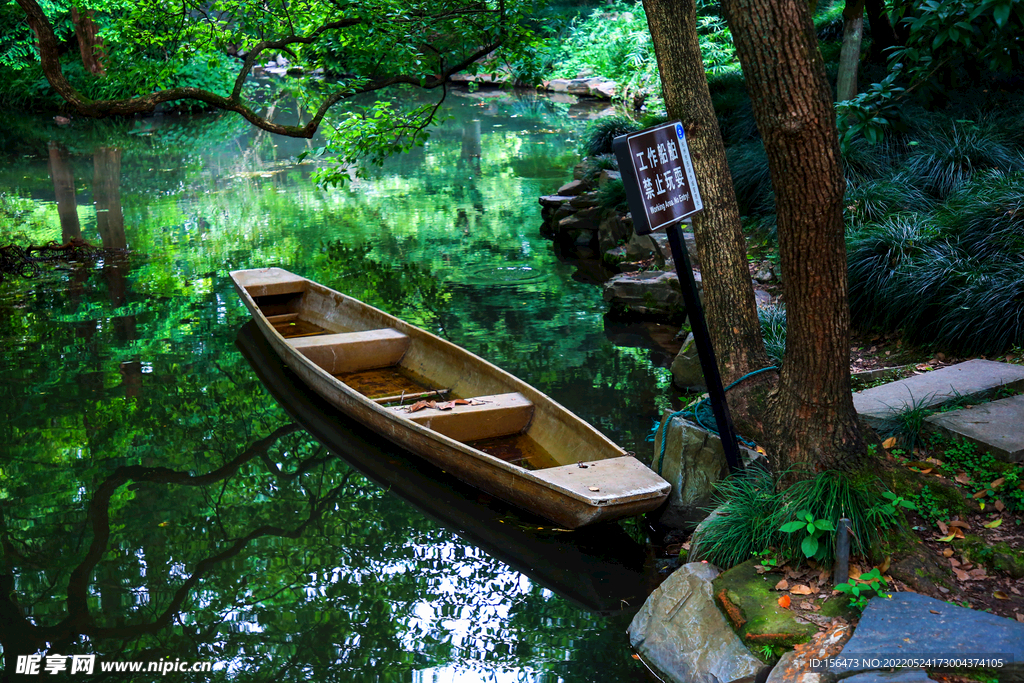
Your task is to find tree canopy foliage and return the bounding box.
[9,0,539,162]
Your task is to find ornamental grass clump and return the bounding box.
[847,172,1024,355]
[696,469,906,569]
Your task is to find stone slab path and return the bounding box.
[828,592,1024,679]
[926,394,1024,463]
[853,360,1024,428]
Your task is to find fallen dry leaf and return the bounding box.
[407,400,433,412]
[849,564,863,580]
[452,399,472,405]
[930,610,940,614]
[990,477,1006,490]
[969,568,988,580]
[1016,613,1024,623]
[994,591,1010,600]
[955,472,972,485]
[948,520,970,529]
[882,437,898,449]
[937,520,949,535]
[775,579,789,591]
[778,594,791,609]
[876,556,891,574]
[995,500,1006,512]
[973,489,989,499]
[936,533,956,542]
[435,402,454,410]
[942,548,954,558]
[984,518,1003,529]
[954,528,966,539]
[790,584,814,595]
[953,567,970,581]
[949,558,961,568]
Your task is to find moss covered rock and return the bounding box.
[711,559,818,651]
[956,534,1024,579]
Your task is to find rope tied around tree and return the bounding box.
[654,366,779,476]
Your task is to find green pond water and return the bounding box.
[0,89,677,681]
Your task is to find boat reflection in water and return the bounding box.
[236,320,653,617]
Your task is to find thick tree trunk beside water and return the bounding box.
[721,0,867,477]
[641,0,772,394]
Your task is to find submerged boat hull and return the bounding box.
[231,267,670,528]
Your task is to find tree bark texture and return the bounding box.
[70,7,105,76]
[836,0,865,101]
[642,0,771,388]
[720,0,866,477]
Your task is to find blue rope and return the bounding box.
[655,366,778,475]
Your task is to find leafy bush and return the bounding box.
[696,469,904,568]
[847,172,1024,354]
[902,123,1024,199]
[844,171,935,226]
[581,116,641,157]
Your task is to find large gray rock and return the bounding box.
[829,592,1024,681]
[853,359,1024,428]
[653,416,762,532]
[925,394,1024,462]
[629,563,767,683]
[602,271,687,318]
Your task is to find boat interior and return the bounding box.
[237,272,615,471]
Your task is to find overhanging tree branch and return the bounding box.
[16,0,507,139]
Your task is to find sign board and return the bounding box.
[612,121,703,235]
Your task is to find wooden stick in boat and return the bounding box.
[372,389,451,404]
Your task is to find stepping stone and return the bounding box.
[828,592,1024,679]
[925,394,1024,463]
[853,360,1024,428]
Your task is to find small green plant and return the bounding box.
[752,548,779,569]
[834,567,890,611]
[879,390,934,452]
[760,644,775,661]
[877,490,917,515]
[779,511,835,561]
[914,484,951,525]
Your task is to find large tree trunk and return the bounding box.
[641,0,771,395]
[836,0,865,101]
[70,7,105,76]
[720,0,866,477]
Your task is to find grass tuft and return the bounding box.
[758,304,786,365]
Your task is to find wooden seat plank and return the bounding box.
[387,392,534,442]
[288,328,411,374]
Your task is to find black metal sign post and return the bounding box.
[612,121,743,474]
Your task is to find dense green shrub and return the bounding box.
[903,123,1024,199]
[847,172,1024,353]
[581,116,642,156]
[697,468,903,568]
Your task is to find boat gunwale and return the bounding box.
[230,268,669,512]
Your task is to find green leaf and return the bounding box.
[801,534,819,558]
[814,519,835,532]
[993,3,1011,28]
[779,521,805,533]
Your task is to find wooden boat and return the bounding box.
[230,267,670,528]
